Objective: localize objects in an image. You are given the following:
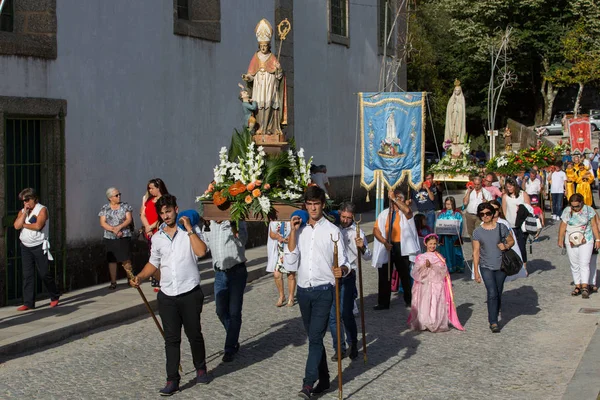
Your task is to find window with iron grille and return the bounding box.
[328,0,349,46]
[0,0,14,33]
[176,0,189,20]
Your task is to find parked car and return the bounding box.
[536,114,564,135]
[425,151,439,164]
[590,113,600,132]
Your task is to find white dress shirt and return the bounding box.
[284,217,349,288]
[149,224,203,296]
[524,178,541,195]
[465,189,493,214]
[340,223,372,270]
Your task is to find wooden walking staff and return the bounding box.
[331,233,343,400]
[387,197,394,282]
[124,266,182,372]
[354,215,368,364]
[276,18,291,62]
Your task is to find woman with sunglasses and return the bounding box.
[140,178,169,291]
[488,200,527,282]
[558,193,600,298]
[502,177,530,271]
[99,187,133,289]
[472,202,515,333]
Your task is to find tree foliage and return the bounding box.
[407,0,579,152]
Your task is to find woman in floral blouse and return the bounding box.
[98,187,133,289]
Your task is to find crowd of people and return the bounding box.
[10,148,600,397]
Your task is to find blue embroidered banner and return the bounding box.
[359,92,425,190]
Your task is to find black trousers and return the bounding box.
[21,243,60,308]
[158,285,206,381]
[377,242,411,307]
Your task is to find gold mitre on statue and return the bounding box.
[255,18,273,43]
[454,78,461,87]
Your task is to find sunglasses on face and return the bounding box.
[113,193,122,197]
[571,204,582,210]
[479,211,493,217]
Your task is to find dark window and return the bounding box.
[379,0,393,47]
[0,0,14,33]
[330,0,347,37]
[177,0,189,20]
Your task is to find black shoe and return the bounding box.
[311,378,331,394]
[222,352,235,363]
[373,304,389,310]
[331,348,347,361]
[490,324,501,333]
[159,380,180,396]
[196,368,211,384]
[298,385,313,399]
[349,343,358,360]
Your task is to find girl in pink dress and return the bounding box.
[408,234,465,332]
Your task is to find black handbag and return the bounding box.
[498,224,522,276]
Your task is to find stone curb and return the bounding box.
[562,322,600,399]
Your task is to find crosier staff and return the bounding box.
[276,19,291,62]
[331,233,343,400]
[354,215,368,363]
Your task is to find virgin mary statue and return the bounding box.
[444,79,466,144]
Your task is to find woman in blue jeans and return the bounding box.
[472,202,515,333]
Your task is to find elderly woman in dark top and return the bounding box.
[99,187,133,289]
[472,202,515,333]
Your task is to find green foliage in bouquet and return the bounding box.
[197,128,312,225]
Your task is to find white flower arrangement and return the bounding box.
[197,131,313,224]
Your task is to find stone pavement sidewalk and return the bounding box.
[1,210,600,399]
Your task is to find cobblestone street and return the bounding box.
[1,218,599,399]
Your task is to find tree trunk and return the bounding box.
[573,82,584,118]
[537,59,559,125]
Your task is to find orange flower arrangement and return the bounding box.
[252,188,261,197]
[263,183,271,190]
[247,182,256,191]
[213,190,227,206]
[244,195,253,204]
[228,181,246,196]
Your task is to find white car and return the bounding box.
[590,113,600,132]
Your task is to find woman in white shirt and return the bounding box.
[502,178,530,270]
[13,188,60,311]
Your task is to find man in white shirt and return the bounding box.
[202,219,248,363]
[285,186,349,399]
[130,194,210,395]
[328,202,372,362]
[550,161,567,220]
[463,176,493,237]
[522,169,542,196]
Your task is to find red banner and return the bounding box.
[569,117,592,154]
